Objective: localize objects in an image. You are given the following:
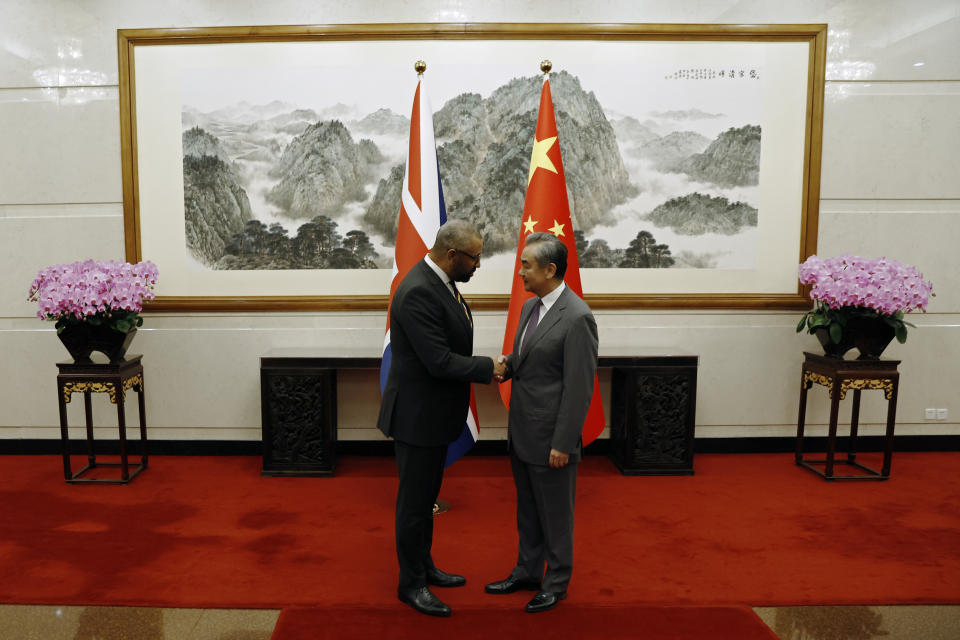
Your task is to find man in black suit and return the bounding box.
[486,232,599,613]
[378,219,506,617]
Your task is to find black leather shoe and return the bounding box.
[485,576,542,594]
[426,567,466,587]
[398,586,452,617]
[525,590,567,613]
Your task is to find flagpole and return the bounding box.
[416,59,445,515]
[412,59,453,516]
[499,57,606,445]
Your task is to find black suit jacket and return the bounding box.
[377,259,494,447]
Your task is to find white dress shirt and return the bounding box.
[519,281,566,347]
[424,255,458,299]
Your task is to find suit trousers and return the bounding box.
[509,450,578,593]
[394,440,447,590]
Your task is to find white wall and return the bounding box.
[2,1,958,443]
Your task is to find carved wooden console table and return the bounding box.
[260,348,698,477]
[796,352,900,480]
[57,355,148,484]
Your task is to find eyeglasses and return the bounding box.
[454,249,481,264]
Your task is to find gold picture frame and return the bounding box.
[118,23,826,311]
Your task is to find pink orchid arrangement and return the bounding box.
[28,259,159,333]
[796,254,933,345]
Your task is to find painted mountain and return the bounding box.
[679,125,761,187]
[180,68,762,270]
[363,71,637,254]
[265,120,383,220]
[182,127,253,265]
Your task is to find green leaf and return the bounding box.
[895,325,908,344]
[796,315,809,332]
[809,316,829,329]
[115,319,132,333]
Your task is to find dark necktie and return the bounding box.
[450,282,471,326]
[520,300,542,352]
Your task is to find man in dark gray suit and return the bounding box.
[378,219,506,617]
[486,232,599,613]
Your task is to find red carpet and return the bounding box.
[270,605,779,640]
[0,453,958,609]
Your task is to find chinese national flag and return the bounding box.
[499,77,605,446]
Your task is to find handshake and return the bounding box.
[492,355,508,383]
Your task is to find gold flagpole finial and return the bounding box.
[415,60,427,76]
[540,60,552,75]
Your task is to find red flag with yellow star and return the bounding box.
[499,76,605,446]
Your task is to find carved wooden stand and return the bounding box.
[260,354,341,476]
[795,352,900,481]
[57,356,148,484]
[607,355,699,475]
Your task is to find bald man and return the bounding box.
[378,220,506,617]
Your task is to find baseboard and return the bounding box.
[694,435,960,453]
[2,436,958,456]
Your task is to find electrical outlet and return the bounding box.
[937,408,948,420]
[925,408,937,420]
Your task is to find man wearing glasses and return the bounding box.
[378,219,506,617]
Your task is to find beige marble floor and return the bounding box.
[1,604,958,638]
[0,606,279,640]
[754,606,960,640]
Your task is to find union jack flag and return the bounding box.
[380,76,480,467]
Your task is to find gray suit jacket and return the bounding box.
[503,285,599,466]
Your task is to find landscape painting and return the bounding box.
[181,64,762,272]
[120,24,825,309]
